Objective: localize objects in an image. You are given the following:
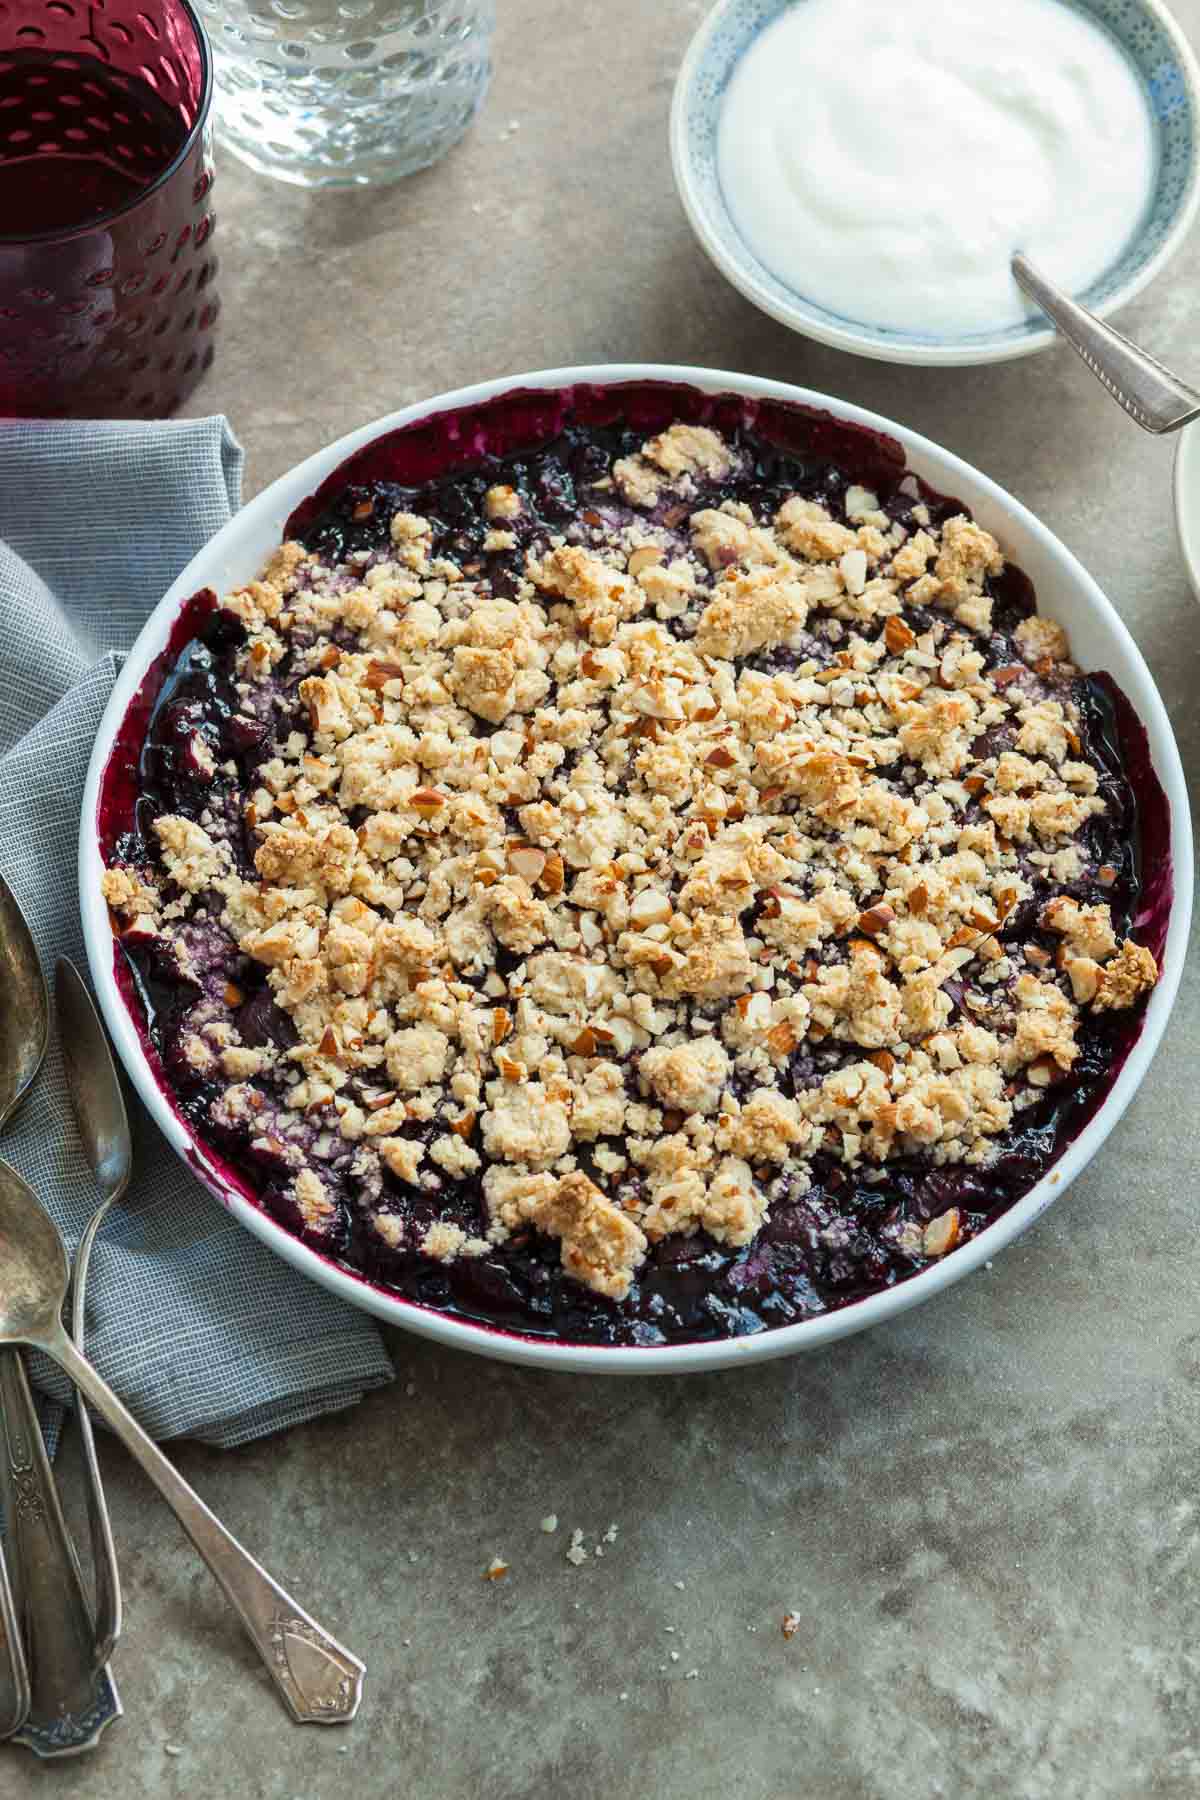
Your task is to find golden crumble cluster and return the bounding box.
[102,422,1158,1305]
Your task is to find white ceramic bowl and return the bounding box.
[80,365,1192,1374]
[671,0,1200,367]
[1173,420,1200,596]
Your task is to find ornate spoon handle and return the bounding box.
[0,1348,120,1756]
[1012,252,1200,435]
[46,1330,364,1726]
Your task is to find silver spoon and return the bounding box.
[55,956,128,1672]
[0,875,119,1757]
[1012,252,1200,435]
[0,878,34,1739]
[0,1157,366,1726]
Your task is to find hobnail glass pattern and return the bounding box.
[0,0,217,418]
[197,0,494,187]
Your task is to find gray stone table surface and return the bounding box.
[10,1,1200,1795]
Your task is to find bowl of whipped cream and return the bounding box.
[671,0,1200,366]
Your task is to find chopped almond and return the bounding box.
[364,659,406,690]
[884,615,917,654]
[507,844,547,884]
[923,1209,961,1257]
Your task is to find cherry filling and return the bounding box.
[98,385,1172,1347]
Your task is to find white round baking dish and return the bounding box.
[80,365,1192,1373]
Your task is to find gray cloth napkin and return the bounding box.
[0,417,394,1449]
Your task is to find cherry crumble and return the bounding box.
[99,391,1165,1347]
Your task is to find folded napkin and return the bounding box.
[0,418,394,1450]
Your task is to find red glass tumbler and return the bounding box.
[0,0,217,418]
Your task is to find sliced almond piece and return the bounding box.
[507,844,547,884]
[848,936,887,966]
[629,888,672,930]
[840,547,868,595]
[364,659,406,690]
[627,545,664,577]
[884,615,917,654]
[1067,957,1103,1004]
[923,1209,961,1258]
[1027,1055,1059,1088]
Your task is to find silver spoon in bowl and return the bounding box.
[0,1156,366,1726]
[1012,252,1200,434]
[0,875,119,1756]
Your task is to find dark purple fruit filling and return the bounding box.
[99,383,1172,1348]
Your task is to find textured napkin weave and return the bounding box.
[0,418,393,1449]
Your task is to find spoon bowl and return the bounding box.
[57,958,132,1209]
[0,1165,69,1345]
[0,874,49,1131]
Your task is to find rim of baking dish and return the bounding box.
[80,364,1192,1374]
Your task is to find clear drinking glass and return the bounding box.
[198,0,494,187]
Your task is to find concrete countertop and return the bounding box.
[12,2,1200,1794]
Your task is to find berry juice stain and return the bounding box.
[0,52,188,237]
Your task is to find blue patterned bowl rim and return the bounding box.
[671,0,1200,366]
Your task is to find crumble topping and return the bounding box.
[102,420,1160,1312]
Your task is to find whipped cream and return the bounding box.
[717,0,1156,337]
